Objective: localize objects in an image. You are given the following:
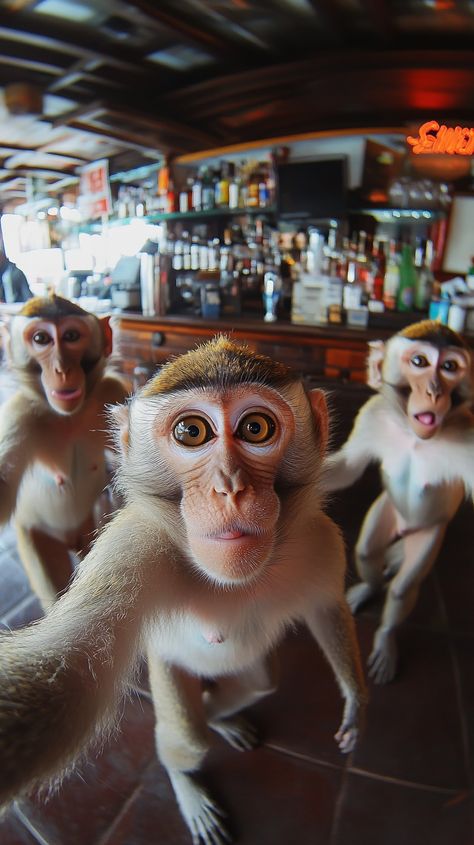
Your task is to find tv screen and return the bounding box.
[277,158,347,221]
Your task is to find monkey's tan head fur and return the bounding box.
[113,335,329,586]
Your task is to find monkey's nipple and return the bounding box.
[202,629,225,645]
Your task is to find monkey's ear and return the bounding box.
[108,403,130,454]
[99,316,113,357]
[308,388,329,454]
[367,340,386,390]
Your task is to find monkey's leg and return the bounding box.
[204,653,278,751]
[147,647,230,845]
[347,491,398,613]
[368,523,446,685]
[15,522,74,610]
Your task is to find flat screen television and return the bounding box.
[277,157,347,221]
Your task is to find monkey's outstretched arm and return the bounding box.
[0,509,156,808]
[323,402,377,493]
[0,394,33,524]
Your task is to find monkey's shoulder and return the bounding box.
[98,371,130,407]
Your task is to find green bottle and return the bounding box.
[396,243,416,312]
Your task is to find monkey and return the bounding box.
[323,319,474,685]
[0,335,366,845]
[0,294,129,609]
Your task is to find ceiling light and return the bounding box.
[147,46,214,71]
[34,0,96,23]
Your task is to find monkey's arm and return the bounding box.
[302,514,368,752]
[0,394,35,524]
[0,507,158,807]
[323,399,379,492]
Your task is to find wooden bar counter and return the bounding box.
[113,312,416,386]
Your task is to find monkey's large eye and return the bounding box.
[410,354,429,368]
[441,359,459,373]
[237,412,276,444]
[62,328,81,343]
[173,415,214,447]
[32,330,52,346]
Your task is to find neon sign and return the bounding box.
[407,120,474,155]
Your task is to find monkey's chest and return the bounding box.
[19,440,107,529]
[382,452,463,524]
[150,611,287,676]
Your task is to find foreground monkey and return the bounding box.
[0,295,129,608]
[0,336,366,845]
[324,320,474,684]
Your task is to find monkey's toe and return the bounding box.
[210,715,259,751]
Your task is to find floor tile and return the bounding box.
[17,693,156,845]
[334,770,473,845]
[0,810,40,845]
[353,619,469,790]
[103,745,342,845]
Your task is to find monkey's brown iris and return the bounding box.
[174,415,214,446]
[237,413,276,444]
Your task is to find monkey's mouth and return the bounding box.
[414,411,436,428]
[51,387,83,402]
[213,530,247,540]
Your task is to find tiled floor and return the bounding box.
[0,385,473,845]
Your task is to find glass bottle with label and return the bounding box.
[383,239,400,311]
[396,242,417,312]
[414,239,435,311]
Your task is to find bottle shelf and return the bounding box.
[84,205,277,232]
[352,207,446,223]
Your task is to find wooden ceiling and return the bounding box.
[0,0,473,207]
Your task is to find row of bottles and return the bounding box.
[158,159,275,215]
[301,227,436,317]
[159,219,286,319]
[112,159,276,220]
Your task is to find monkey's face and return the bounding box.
[21,316,97,415]
[399,341,470,439]
[155,385,296,586]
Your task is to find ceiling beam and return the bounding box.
[130,0,273,61]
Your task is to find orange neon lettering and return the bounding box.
[407,120,474,154]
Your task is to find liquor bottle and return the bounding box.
[414,239,435,312]
[191,170,203,212]
[228,162,239,209]
[247,165,260,208]
[383,240,400,311]
[201,168,215,210]
[396,242,417,312]
[215,161,230,208]
[370,237,386,303]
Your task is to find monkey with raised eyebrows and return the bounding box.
[0,336,366,845]
[0,294,129,609]
[324,319,474,684]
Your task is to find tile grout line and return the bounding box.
[13,803,53,845]
[95,761,156,845]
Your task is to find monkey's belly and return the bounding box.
[17,459,107,536]
[383,472,464,527]
[150,614,288,677]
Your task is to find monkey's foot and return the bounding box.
[367,631,398,685]
[210,715,259,751]
[346,582,377,614]
[169,770,232,845]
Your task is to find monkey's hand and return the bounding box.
[334,697,363,754]
[169,771,232,845]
